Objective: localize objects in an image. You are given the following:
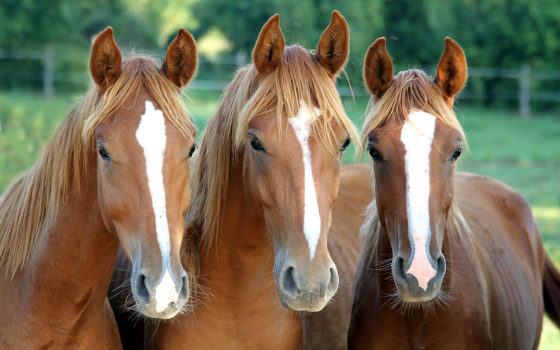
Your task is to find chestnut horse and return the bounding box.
[347,37,560,349]
[0,28,197,348]
[114,11,359,349]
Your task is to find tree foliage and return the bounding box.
[0,0,199,50]
[3,0,560,67]
[3,0,560,108]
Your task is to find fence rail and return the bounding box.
[2,47,560,118]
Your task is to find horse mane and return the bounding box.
[0,56,194,279]
[360,69,467,152]
[187,45,359,252]
[359,69,473,267]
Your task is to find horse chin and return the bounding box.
[278,293,330,312]
[399,289,441,304]
[133,299,184,319]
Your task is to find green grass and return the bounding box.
[0,92,81,190]
[1,91,559,347]
[457,107,560,262]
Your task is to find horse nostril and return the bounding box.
[394,256,405,278]
[436,255,446,275]
[326,266,339,295]
[179,274,189,300]
[280,266,298,298]
[135,272,150,303]
[392,256,411,288]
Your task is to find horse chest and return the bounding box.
[353,311,491,350]
[154,304,302,349]
[153,222,303,349]
[0,304,120,350]
[0,269,120,349]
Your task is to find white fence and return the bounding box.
[2,47,559,118]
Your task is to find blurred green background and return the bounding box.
[1,0,559,347]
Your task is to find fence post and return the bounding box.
[519,63,530,119]
[43,45,54,98]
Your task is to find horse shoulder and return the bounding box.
[456,172,543,263]
[455,172,544,348]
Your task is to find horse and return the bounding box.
[112,11,360,349]
[0,27,197,348]
[347,37,560,349]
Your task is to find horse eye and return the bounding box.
[98,146,111,161]
[451,147,463,161]
[368,145,381,161]
[188,144,196,158]
[250,137,266,153]
[340,137,351,153]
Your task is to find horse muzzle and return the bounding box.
[130,265,189,319]
[392,254,446,303]
[275,260,339,312]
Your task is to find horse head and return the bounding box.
[89,28,196,318]
[362,37,467,303]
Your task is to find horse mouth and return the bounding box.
[278,291,331,312]
[135,301,184,319]
[399,286,440,303]
[390,275,451,309]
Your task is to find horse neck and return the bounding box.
[23,155,119,308]
[195,160,301,333]
[201,162,274,295]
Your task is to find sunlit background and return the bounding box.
[1,0,559,347]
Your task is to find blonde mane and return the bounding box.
[359,69,472,264]
[0,56,194,279]
[188,45,359,251]
[360,69,467,152]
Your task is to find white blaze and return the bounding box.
[400,110,437,291]
[154,270,176,312]
[136,100,178,310]
[289,102,321,260]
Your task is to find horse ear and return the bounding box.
[162,29,197,88]
[253,14,285,75]
[363,37,394,99]
[90,27,122,88]
[316,10,349,77]
[434,37,467,106]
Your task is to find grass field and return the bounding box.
[1,90,559,347]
